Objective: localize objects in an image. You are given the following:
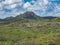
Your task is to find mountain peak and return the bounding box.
[24,11,36,16]
[19,11,41,20]
[24,11,35,14]
[0,11,58,22]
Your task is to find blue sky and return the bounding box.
[0,0,60,18]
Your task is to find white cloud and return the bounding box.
[4,4,17,9]
[3,0,13,4]
[10,4,17,9]
[0,3,3,11]
[2,0,23,9]
[3,0,23,4]
[55,4,60,13]
[43,0,48,4]
[31,0,36,4]
[23,2,31,9]
[23,0,48,11]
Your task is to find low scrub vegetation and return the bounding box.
[0,20,60,45]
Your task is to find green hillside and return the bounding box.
[0,12,60,45]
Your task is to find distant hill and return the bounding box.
[0,12,41,22]
[0,11,58,22]
[43,16,57,20]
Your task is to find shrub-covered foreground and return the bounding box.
[0,21,60,45]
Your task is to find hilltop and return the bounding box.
[0,11,58,23]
